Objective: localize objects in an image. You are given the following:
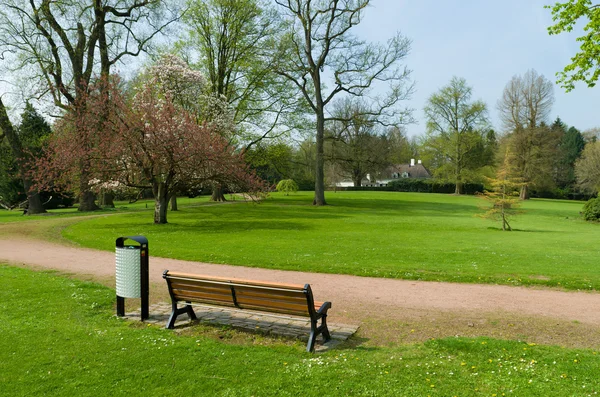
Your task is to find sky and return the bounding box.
[353,0,600,137]
[1,0,597,138]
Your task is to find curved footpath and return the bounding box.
[2,238,600,331]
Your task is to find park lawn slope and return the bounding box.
[61,191,600,291]
[2,265,600,396]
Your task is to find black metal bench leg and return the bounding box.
[307,318,320,353]
[321,315,331,341]
[166,303,197,329]
[166,311,178,329]
[307,330,317,353]
[186,302,197,320]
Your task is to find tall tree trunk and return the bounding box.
[170,195,178,211]
[314,112,326,205]
[78,190,98,211]
[353,176,362,187]
[98,191,115,208]
[153,182,169,224]
[23,179,45,214]
[0,98,46,214]
[454,163,463,194]
[519,184,529,200]
[210,184,227,202]
[78,169,99,211]
[454,182,463,195]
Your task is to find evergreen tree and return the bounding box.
[19,102,51,150]
[558,126,586,189]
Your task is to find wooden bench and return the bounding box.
[163,270,332,352]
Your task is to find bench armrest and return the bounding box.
[316,301,331,316]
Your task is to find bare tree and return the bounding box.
[0,0,179,210]
[498,69,554,131]
[273,0,413,205]
[497,69,556,199]
[326,98,391,187]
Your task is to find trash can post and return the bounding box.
[115,236,149,321]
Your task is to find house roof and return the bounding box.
[385,163,432,179]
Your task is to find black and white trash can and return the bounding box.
[115,236,149,320]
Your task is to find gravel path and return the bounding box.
[2,237,600,330]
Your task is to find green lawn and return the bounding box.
[2,265,599,396]
[56,191,600,290]
[0,196,212,222]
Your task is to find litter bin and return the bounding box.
[115,236,149,320]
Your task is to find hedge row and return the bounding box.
[334,179,484,195]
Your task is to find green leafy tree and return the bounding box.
[582,197,600,221]
[575,140,600,193]
[423,77,489,194]
[181,0,299,201]
[479,150,524,231]
[0,100,48,213]
[554,120,586,189]
[246,142,294,185]
[0,138,20,208]
[276,179,298,195]
[547,1,600,91]
[387,127,418,165]
[290,139,317,190]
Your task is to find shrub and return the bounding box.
[582,197,600,221]
[295,178,315,191]
[276,179,299,195]
[386,179,484,195]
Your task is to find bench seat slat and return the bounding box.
[171,284,231,295]
[168,280,235,292]
[233,285,306,302]
[234,287,307,301]
[173,294,237,307]
[165,272,305,291]
[171,289,235,304]
[171,283,231,294]
[172,295,235,307]
[236,296,310,315]
[235,304,311,317]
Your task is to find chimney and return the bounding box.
[417,159,422,165]
[410,159,415,167]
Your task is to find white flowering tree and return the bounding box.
[135,55,237,208]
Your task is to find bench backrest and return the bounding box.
[163,271,317,318]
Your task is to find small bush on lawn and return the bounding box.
[582,197,600,221]
[276,179,298,195]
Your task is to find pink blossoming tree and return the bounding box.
[34,73,265,224]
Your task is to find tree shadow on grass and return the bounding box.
[334,335,371,351]
[167,219,312,233]
[182,204,350,221]
[328,197,478,216]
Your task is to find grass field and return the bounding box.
[0,196,211,223]
[2,264,600,396]
[46,191,600,291]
